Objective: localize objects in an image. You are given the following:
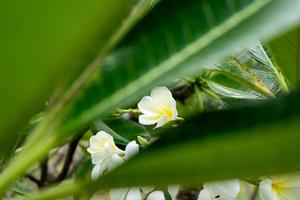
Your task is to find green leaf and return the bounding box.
[91,92,300,191]
[0,0,136,160]
[5,0,300,198]
[207,81,263,99]
[268,26,300,89]
[22,92,300,200]
[61,0,300,138]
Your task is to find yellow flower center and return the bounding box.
[272,181,287,195]
[159,107,173,119]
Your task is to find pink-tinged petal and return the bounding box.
[109,188,129,200]
[151,87,173,107]
[155,115,169,128]
[139,114,160,125]
[125,141,139,160]
[259,179,277,200]
[147,191,165,200]
[138,96,161,115]
[127,187,141,200]
[197,188,212,200]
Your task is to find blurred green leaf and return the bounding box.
[268,26,300,89]
[93,118,150,145]
[0,0,136,160]
[22,91,300,200]
[10,182,31,196]
[91,91,300,191]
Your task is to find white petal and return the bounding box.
[127,187,141,200]
[280,187,300,200]
[125,141,139,160]
[204,179,240,200]
[259,179,278,200]
[91,153,104,165]
[151,87,173,108]
[198,188,212,200]
[108,154,125,171]
[104,142,114,157]
[109,188,129,200]
[138,96,161,115]
[147,191,165,200]
[155,115,169,128]
[91,164,104,180]
[168,97,178,120]
[139,114,160,125]
[87,131,116,154]
[168,185,179,200]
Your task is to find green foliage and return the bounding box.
[0,0,136,160]
[268,26,300,89]
[2,0,300,199]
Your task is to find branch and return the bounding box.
[39,156,48,188]
[54,131,85,183]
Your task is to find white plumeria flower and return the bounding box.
[87,131,123,165]
[198,179,240,200]
[147,185,179,200]
[87,131,139,180]
[138,87,178,128]
[109,187,146,200]
[110,185,179,200]
[259,175,300,200]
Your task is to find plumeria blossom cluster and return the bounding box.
[87,87,300,200]
[87,131,139,180]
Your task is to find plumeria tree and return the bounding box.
[1,0,300,199]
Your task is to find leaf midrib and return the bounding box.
[66,0,273,131]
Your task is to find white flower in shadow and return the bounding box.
[88,136,139,180]
[198,179,240,200]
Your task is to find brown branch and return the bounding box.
[53,131,85,183]
[176,187,200,200]
[249,185,259,200]
[39,156,48,188]
[25,174,41,187]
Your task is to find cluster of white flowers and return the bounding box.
[87,131,139,180]
[87,87,300,200]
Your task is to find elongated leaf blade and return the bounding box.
[0,0,135,160]
[62,0,300,138]
[268,27,300,89]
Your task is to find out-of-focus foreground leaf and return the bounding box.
[4,0,300,198]
[268,26,300,89]
[0,0,135,160]
[22,91,300,200]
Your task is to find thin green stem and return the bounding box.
[0,135,57,196]
[17,180,85,200]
